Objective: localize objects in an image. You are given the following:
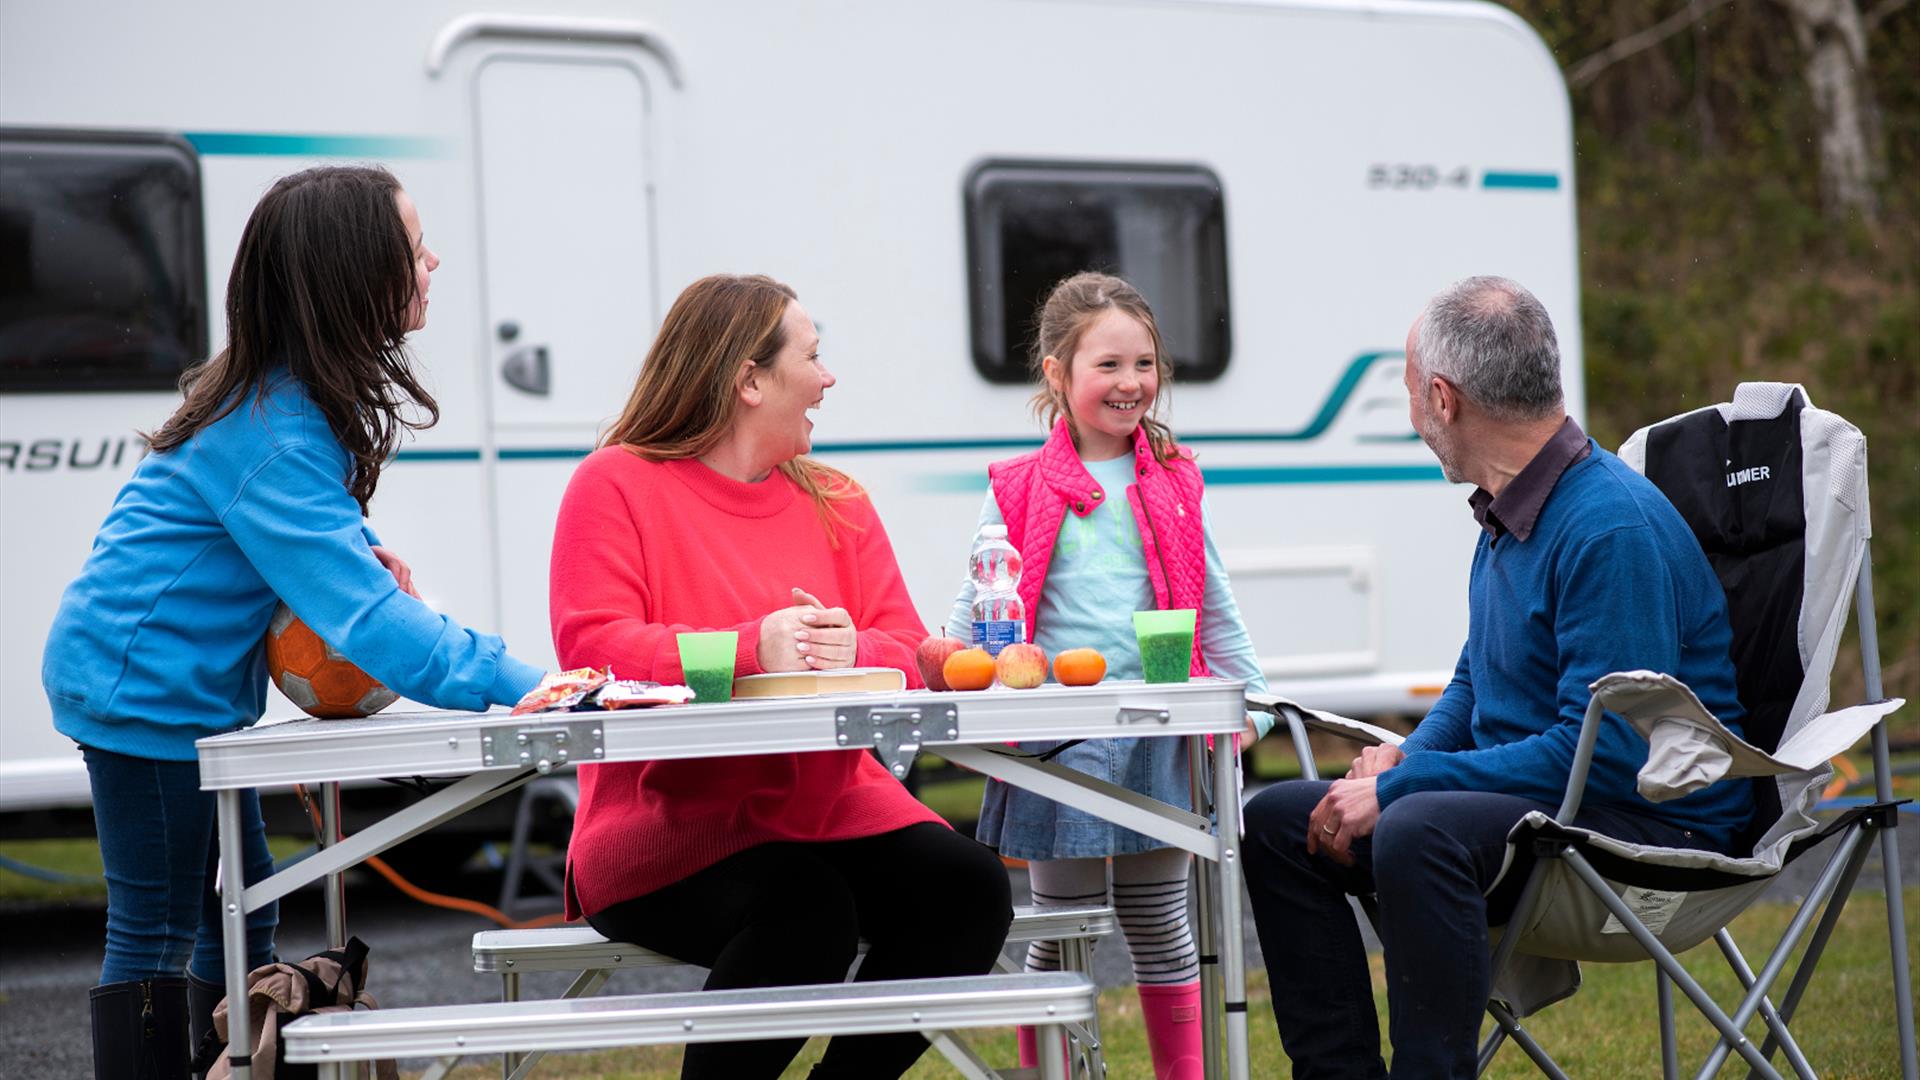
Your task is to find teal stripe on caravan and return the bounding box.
[813,437,1043,453]
[184,132,450,158]
[395,445,1446,486]
[498,448,593,461]
[1481,171,1560,191]
[392,449,482,463]
[921,463,1445,493]
[1206,464,1445,484]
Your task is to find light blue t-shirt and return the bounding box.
[946,454,1271,736]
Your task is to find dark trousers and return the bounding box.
[83,745,277,985]
[586,822,1014,1080]
[1242,780,1700,1079]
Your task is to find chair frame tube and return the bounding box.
[1853,553,1917,1080]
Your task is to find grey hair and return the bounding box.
[1413,276,1563,422]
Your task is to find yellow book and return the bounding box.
[730,667,908,699]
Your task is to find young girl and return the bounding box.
[41,166,546,1080]
[947,271,1270,1080]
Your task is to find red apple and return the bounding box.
[915,633,967,691]
[994,642,1049,690]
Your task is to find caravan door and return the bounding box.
[472,55,657,666]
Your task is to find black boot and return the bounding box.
[185,973,225,1080]
[90,977,190,1080]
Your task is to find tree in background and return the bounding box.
[1507,0,1917,718]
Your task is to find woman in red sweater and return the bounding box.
[548,274,1013,1079]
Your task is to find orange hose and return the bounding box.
[295,784,573,930]
[1823,754,1860,801]
[362,854,570,929]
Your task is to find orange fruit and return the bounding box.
[1052,648,1108,686]
[942,648,997,691]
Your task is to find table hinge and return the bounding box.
[1117,706,1172,725]
[480,720,604,774]
[835,704,959,779]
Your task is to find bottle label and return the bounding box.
[971,619,1025,656]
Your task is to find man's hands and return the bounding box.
[1305,743,1406,864]
[756,587,856,673]
[1345,743,1404,780]
[1307,777,1381,866]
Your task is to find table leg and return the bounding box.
[218,788,255,1080]
[1038,1023,1070,1080]
[319,783,365,1080]
[1212,730,1251,1080]
[320,781,347,949]
[1187,735,1223,1080]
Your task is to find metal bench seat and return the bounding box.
[472,903,1116,977]
[460,903,1116,1079]
[284,972,1098,1080]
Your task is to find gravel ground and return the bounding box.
[2,805,1911,1077]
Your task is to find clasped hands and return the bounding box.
[756,587,856,673]
[1306,743,1404,866]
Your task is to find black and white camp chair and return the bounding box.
[1252,383,1914,1079]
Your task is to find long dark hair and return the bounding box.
[144,166,438,511]
[601,273,860,539]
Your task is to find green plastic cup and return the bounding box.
[676,631,739,704]
[1133,609,1197,684]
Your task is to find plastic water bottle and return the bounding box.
[969,524,1025,656]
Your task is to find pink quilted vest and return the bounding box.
[987,419,1211,676]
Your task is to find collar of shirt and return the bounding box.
[1468,416,1593,541]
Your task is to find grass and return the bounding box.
[430,888,1918,1078]
[0,835,311,905]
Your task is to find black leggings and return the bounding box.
[585,822,1014,1080]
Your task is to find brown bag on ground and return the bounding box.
[197,936,399,1080]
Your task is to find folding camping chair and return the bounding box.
[1252,382,1915,1079]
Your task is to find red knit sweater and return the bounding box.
[549,449,945,918]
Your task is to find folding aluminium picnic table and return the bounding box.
[197,676,1254,1079]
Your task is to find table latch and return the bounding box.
[1117,706,1172,725]
[835,703,959,779]
[480,719,605,774]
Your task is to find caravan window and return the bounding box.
[964,161,1230,384]
[0,129,206,392]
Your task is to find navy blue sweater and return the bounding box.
[1377,443,1754,851]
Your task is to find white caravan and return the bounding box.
[0,0,1581,819]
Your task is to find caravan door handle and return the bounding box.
[501,345,551,396]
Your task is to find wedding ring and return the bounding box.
[1322,825,1337,836]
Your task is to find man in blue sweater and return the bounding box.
[1243,277,1753,1078]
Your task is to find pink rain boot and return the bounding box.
[1138,981,1204,1079]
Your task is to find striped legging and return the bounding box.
[1023,848,1199,984]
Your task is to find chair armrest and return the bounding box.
[1587,670,1906,803]
[1246,693,1405,748]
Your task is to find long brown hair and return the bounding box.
[601,274,858,534]
[1029,271,1181,465]
[144,166,437,512]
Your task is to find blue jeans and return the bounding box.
[1242,780,1703,1080]
[83,745,277,985]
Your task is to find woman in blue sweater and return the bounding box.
[42,166,546,1080]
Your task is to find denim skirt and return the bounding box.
[975,735,1195,860]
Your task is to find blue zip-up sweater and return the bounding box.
[43,372,542,761]
[1376,445,1753,851]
